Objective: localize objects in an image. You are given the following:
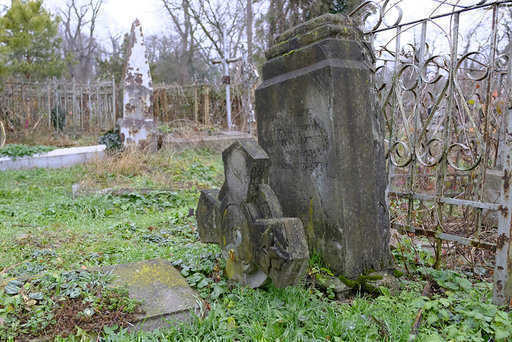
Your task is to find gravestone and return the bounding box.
[119,19,157,150]
[103,259,198,331]
[255,14,391,278]
[196,140,309,288]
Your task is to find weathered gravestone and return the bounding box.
[119,19,157,150]
[255,14,391,278]
[196,140,309,288]
[103,259,199,331]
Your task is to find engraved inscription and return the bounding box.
[266,110,329,171]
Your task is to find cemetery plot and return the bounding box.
[0,148,510,341]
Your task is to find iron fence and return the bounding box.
[350,0,512,305]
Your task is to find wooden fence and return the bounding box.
[153,83,247,131]
[0,78,116,137]
[0,79,249,139]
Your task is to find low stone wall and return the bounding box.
[0,145,106,171]
[161,131,255,152]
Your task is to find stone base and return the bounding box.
[162,131,255,152]
[102,259,199,331]
[119,118,157,151]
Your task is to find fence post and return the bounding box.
[204,85,210,126]
[47,82,51,129]
[96,84,100,130]
[193,85,199,123]
[494,106,512,307]
[494,30,512,306]
[112,76,116,129]
[72,78,76,129]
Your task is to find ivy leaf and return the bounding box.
[29,292,44,301]
[456,277,472,291]
[181,267,190,277]
[496,327,511,340]
[197,278,210,289]
[4,282,21,295]
[187,273,203,286]
[423,334,443,342]
[67,287,81,299]
[210,284,226,300]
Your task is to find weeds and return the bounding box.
[0,144,55,159]
[0,270,140,340]
[0,148,511,341]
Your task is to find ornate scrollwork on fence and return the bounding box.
[350,0,510,174]
[351,0,512,305]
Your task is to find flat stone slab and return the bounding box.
[103,259,199,331]
[162,131,255,152]
[0,145,106,171]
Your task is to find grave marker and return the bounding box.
[102,259,198,331]
[119,19,157,150]
[255,14,391,278]
[196,140,309,288]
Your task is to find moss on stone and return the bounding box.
[282,49,297,57]
[338,274,383,295]
[392,269,404,278]
[111,260,188,288]
[338,274,358,288]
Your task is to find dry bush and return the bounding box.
[81,151,150,190]
[9,130,99,147]
[79,147,220,193]
[159,119,220,139]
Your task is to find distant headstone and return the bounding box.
[119,19,157,150]
[196,140,309,288]
[104,259,198,331]
[255,14,391,278]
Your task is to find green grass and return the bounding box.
[0,144,56,159]
[0,148,511,341]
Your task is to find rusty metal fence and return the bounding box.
[350,0,512,305]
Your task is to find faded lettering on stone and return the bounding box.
[267,110,328,171]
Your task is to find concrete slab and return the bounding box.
[0,145,106,171]
[162,131,255,152]
[103,259,199,331]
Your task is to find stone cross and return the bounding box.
[255,14,391,278]
[119,19,156,150]
[196,140,309,288]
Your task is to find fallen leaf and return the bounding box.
[25,299,37,307]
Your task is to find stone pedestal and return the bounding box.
[119,19,157,151]
[255,14,391,278]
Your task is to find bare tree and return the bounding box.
[60,0,103,81]
[247,0,253,65]
[162,0,246,68]
[161,0,201,82]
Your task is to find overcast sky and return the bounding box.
[0,0,168,45]
[0,0,495,55]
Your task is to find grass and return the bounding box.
[0,144,56,159]
[0,148,511,341]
